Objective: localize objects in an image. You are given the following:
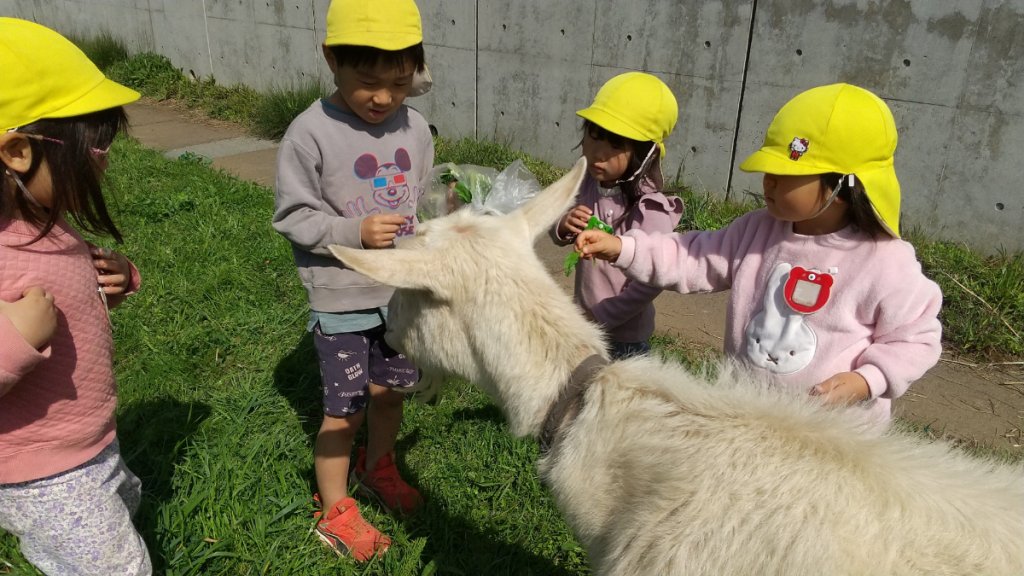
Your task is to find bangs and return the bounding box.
[329,43,425,74]
[584,120,631,150]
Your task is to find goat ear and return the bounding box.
[518,156,588,240]
[328,244,442,292]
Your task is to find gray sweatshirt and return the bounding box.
[273,99,434,312]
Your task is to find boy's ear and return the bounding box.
[0,133,34,173]
[322,44,338,73]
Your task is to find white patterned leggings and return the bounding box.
[0,439,152,575]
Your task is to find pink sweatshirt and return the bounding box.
[0,218,140,484]
[615,209,942,423]
[552,173,684,343]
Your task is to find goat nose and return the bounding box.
[767,354,779,364]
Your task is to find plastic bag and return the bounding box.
[418,160,541,221]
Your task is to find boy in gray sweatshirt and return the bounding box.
[271,0,432,561]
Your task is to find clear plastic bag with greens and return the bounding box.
[419,160,541,221]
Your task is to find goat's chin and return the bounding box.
[403,370,446,403]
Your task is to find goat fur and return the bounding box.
[329,158,1024,576]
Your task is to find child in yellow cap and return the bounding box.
[551,72,684,358]
[576,83,942,425]
[0,18,151,575]
[272,0,431,561]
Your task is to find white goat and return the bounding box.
[330,158,1024,576]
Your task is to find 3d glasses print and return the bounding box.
[354,149,414,210]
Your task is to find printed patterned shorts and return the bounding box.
[313,323,419,417]
[0,439,152,576]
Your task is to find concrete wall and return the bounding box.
[2,0,1021,253]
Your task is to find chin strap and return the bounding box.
[613,143,659,186]
[807,174,854,220]
[4,168,43,207]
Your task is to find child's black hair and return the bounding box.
[581,120,662,229]
[820,173,888,238]
[2,107,128,244]
[328,43,426,73]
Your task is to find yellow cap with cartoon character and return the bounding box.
[740,83,902,237]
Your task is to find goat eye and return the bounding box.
[755,338,761,344]
[789,351,795,356]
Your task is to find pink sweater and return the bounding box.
[616,209,942,423]
[0,218,140,484]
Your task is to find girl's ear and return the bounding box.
[0,133,34,173]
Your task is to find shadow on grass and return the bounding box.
[272,333,582,576]
[117,398,210,572]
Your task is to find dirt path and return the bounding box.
[535,242,1024,452]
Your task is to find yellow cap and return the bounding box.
[577,72,678,158]
[740,83,901,237]
[325,0,423,50]
[0,18,139,132]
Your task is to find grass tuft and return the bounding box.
[254,82,327,140]
[71,32,130,71]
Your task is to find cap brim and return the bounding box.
[45,77,140,120]
[577,106,649,144]
[739,148,832,176]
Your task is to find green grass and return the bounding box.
[0,139,591,575]
[907,228,1024,359]
[253,82,327,140]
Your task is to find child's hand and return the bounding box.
[361,214,407,248]
[0,287,57,350]
[559,205,593,238]
[809,372,870,406]
[575,230,623,262]
[91,246,131,295]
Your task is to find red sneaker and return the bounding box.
[314,496,391,561]
[350,447,424,515]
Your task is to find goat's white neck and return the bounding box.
[466,290,607,438]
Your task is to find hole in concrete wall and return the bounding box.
[502,24,507,31]
[704,40,711,48]
[903,58,911,67]
[500,111,505,116]
[555,121,560,127]
[626,34,632,41]
[796,49,803,56]
[995,202,1005,211]
[451,19,456,25]
[560,28,565,36]
[690,146,698,153]
[450,101,456,108]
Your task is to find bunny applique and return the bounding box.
[744,262,834,374]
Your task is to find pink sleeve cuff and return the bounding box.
[855,364,888,400]
[614,235,637,270]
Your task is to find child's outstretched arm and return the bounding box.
[0,287,57,397]
[576,229,623,261]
